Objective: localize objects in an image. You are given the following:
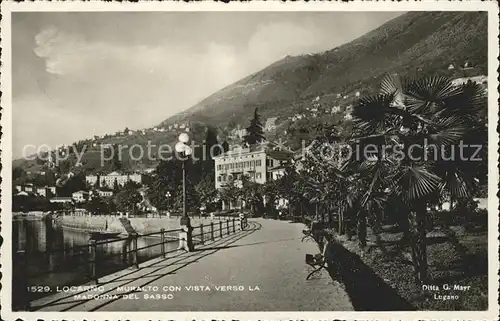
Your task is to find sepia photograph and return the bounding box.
[1,2,498,320]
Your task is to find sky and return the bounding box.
[12,11,403,159]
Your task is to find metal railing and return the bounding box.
[13,218,245,311]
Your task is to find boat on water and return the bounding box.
[89,219,123,240]
[89,231,122,240]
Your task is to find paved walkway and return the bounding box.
[32,219,353,311]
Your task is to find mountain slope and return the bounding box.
[160,11,487,128]
[13,11,488,176]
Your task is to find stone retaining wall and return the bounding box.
[58,215,235,234]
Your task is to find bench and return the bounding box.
[305,253,327,280]
[300,229,314,242]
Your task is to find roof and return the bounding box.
[214,142,295,159]
[267,149,293,161]
[72,190,89,194]
[265,117,278,128]
[50,197,73,202]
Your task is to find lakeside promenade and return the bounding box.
[31,218,353,311]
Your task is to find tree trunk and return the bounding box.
[408,204,428,284]
[338,200,345,235]
[357,210,367,248]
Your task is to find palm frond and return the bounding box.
[352,93,395,134]
[404,76,460,115]
[428,115,468,146]
[392,165,442,202]
[441,81,487,118]
[380,74,402,95]
[437,169,476,200]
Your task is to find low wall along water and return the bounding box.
[58,215,226,234]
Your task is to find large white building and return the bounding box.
[86,171,142,188]
[451,75,487,87]
[214,144,292,209]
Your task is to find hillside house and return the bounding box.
[93,188,114,198]
[451,75,487,87]
[230,127,247,140]
[72,190,90,203]
[36,187,46,197]
[331,106,341,113]
[86,172,143,188]
[264,117,278,132]
[141,168,156,174]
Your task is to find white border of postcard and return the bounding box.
[1,1,499,320]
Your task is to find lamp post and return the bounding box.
[164,191,171,218]
[175,133,194,251]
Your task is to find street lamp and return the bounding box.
[175,133,193,228]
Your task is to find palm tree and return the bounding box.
[351,74,487,284]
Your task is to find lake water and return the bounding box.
[12,218,180,304]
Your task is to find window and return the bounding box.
[256,172,262,179]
